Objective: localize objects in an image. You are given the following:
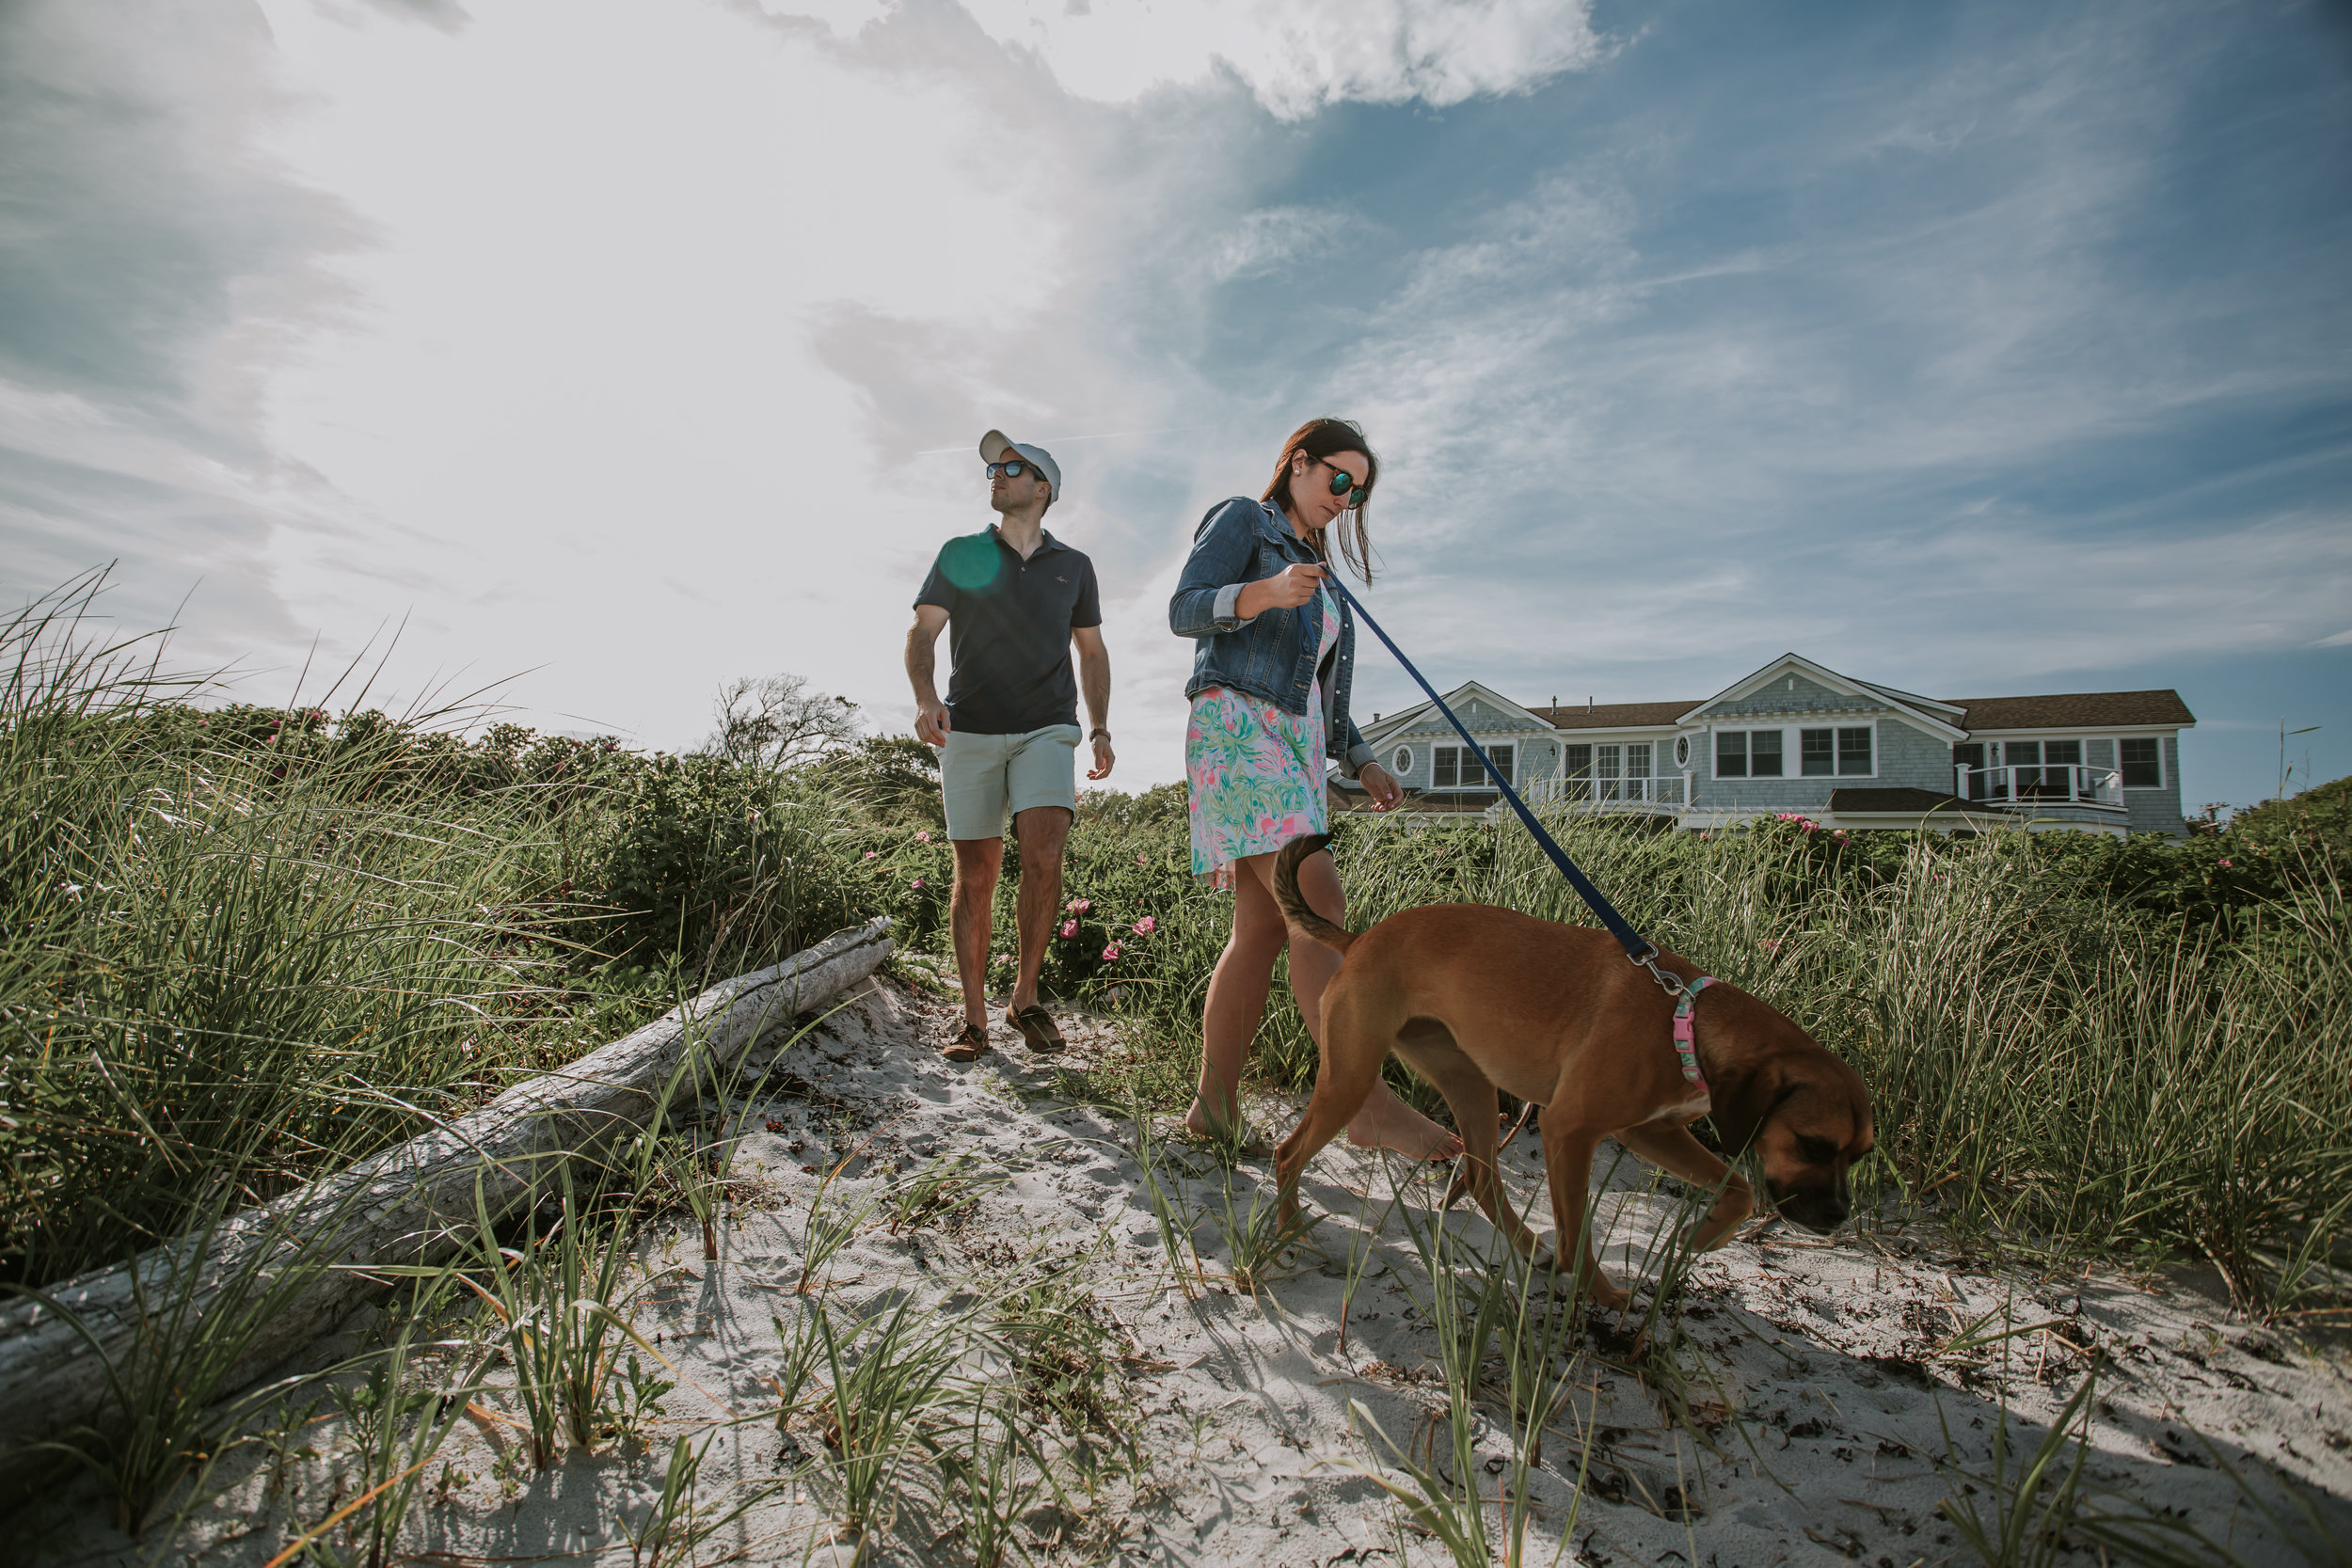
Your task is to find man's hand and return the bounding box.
[1359,760,1403,811]
[1088,731,1115,781]
[1236,562,1327,619]
[914,701,952,747]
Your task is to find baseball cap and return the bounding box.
[978,429,1062,499]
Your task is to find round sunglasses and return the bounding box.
[987,460,1039,480]
[1314,455,1370,508]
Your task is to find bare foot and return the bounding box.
[1344,1086,1464,1162]
[1181,1101,1267,1154]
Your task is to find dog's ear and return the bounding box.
[1708,1058,1796,1158]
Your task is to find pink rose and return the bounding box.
[1102,942,1122,961]
[1136,853,1149,865]
[915,831,930,843]
[863,850,877,860]
[1058,919,1078,939]
[2219,858,2233,868]
[1068,898,1091,913]
[1133,916,1156,935]
[911,877,924,889]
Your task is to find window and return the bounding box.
[1673,735,1691,768]
[1801,729,1836,777]
[1715,729,1783,778]
[1391,746,1412,777]
[1433,744,1511,789]
[2004,739,2042,793]
[2120,737,2162,788]
[1590,743,1651,800]
[1562,743,1593,800]
[1837,726,1872,776]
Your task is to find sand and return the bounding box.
[28,972,2352,1567]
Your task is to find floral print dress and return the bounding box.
[1186,585,1337,879]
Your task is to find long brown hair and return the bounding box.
[1261,417,1378,582]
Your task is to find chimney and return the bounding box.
[1586,695,1594,713]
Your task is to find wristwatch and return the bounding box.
[1089,727,1111,740]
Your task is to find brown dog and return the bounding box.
[1269,834,1873,1309]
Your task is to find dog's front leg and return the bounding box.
[1539,1121,1628,1312]
[1615,1120,1756,1250]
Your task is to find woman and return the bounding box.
[1168,418,1463,1160]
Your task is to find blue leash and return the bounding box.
[1324,575,1689,998]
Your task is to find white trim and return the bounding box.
[1968,723,2190,737]
[1391,745,1413,777]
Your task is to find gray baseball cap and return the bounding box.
[978,429,1061,499]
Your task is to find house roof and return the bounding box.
[1943,690,2195,730]
[1528,701,1698,731]
[1676,652,1972,742]
[1365,682,1554,739]
[1827,787,1979,815]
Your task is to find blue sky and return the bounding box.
[4,0,2346,806]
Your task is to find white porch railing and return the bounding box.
[1954,763,2123,810]
[1523,773,1690,809]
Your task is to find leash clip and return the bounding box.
[1635,952,1686,998]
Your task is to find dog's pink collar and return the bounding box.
[1672,975,1718,1092]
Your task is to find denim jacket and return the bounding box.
[1168,497,1376,778]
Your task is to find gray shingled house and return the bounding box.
[1345,654,2195,836]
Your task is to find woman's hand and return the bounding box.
[1235,562,1326,620]
[1359,761,1403,811]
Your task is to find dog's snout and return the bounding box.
[1777,1185,1851,1235]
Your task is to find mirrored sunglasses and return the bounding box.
[987,460,1036,480]
[1316,456,1369,508]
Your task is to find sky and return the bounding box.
[4,0,2348,808]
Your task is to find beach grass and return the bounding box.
[6,577,2350,1560]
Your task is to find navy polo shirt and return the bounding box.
[915,527,1102,736]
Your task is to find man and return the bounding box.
[906,430,1113,1061]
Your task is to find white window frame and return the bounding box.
[1713,726,1790,780]
[1391,745,1413,778]
[1433,743,1513,791]
[1711,721,1878,781]
[2117,736,2166,790]
[1832,721,1877,779]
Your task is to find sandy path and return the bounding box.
[38,974,2352,1567]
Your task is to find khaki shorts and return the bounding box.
[940,723,1081,841]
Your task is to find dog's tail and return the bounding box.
[1272,833,1357,954]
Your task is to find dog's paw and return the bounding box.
[1687,1189,1756,1251]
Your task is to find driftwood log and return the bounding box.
[0,917,894,1451]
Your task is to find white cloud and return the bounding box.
[1198,206,1362,283]
[902,0,1603,119]
[2317,627,2352,648]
